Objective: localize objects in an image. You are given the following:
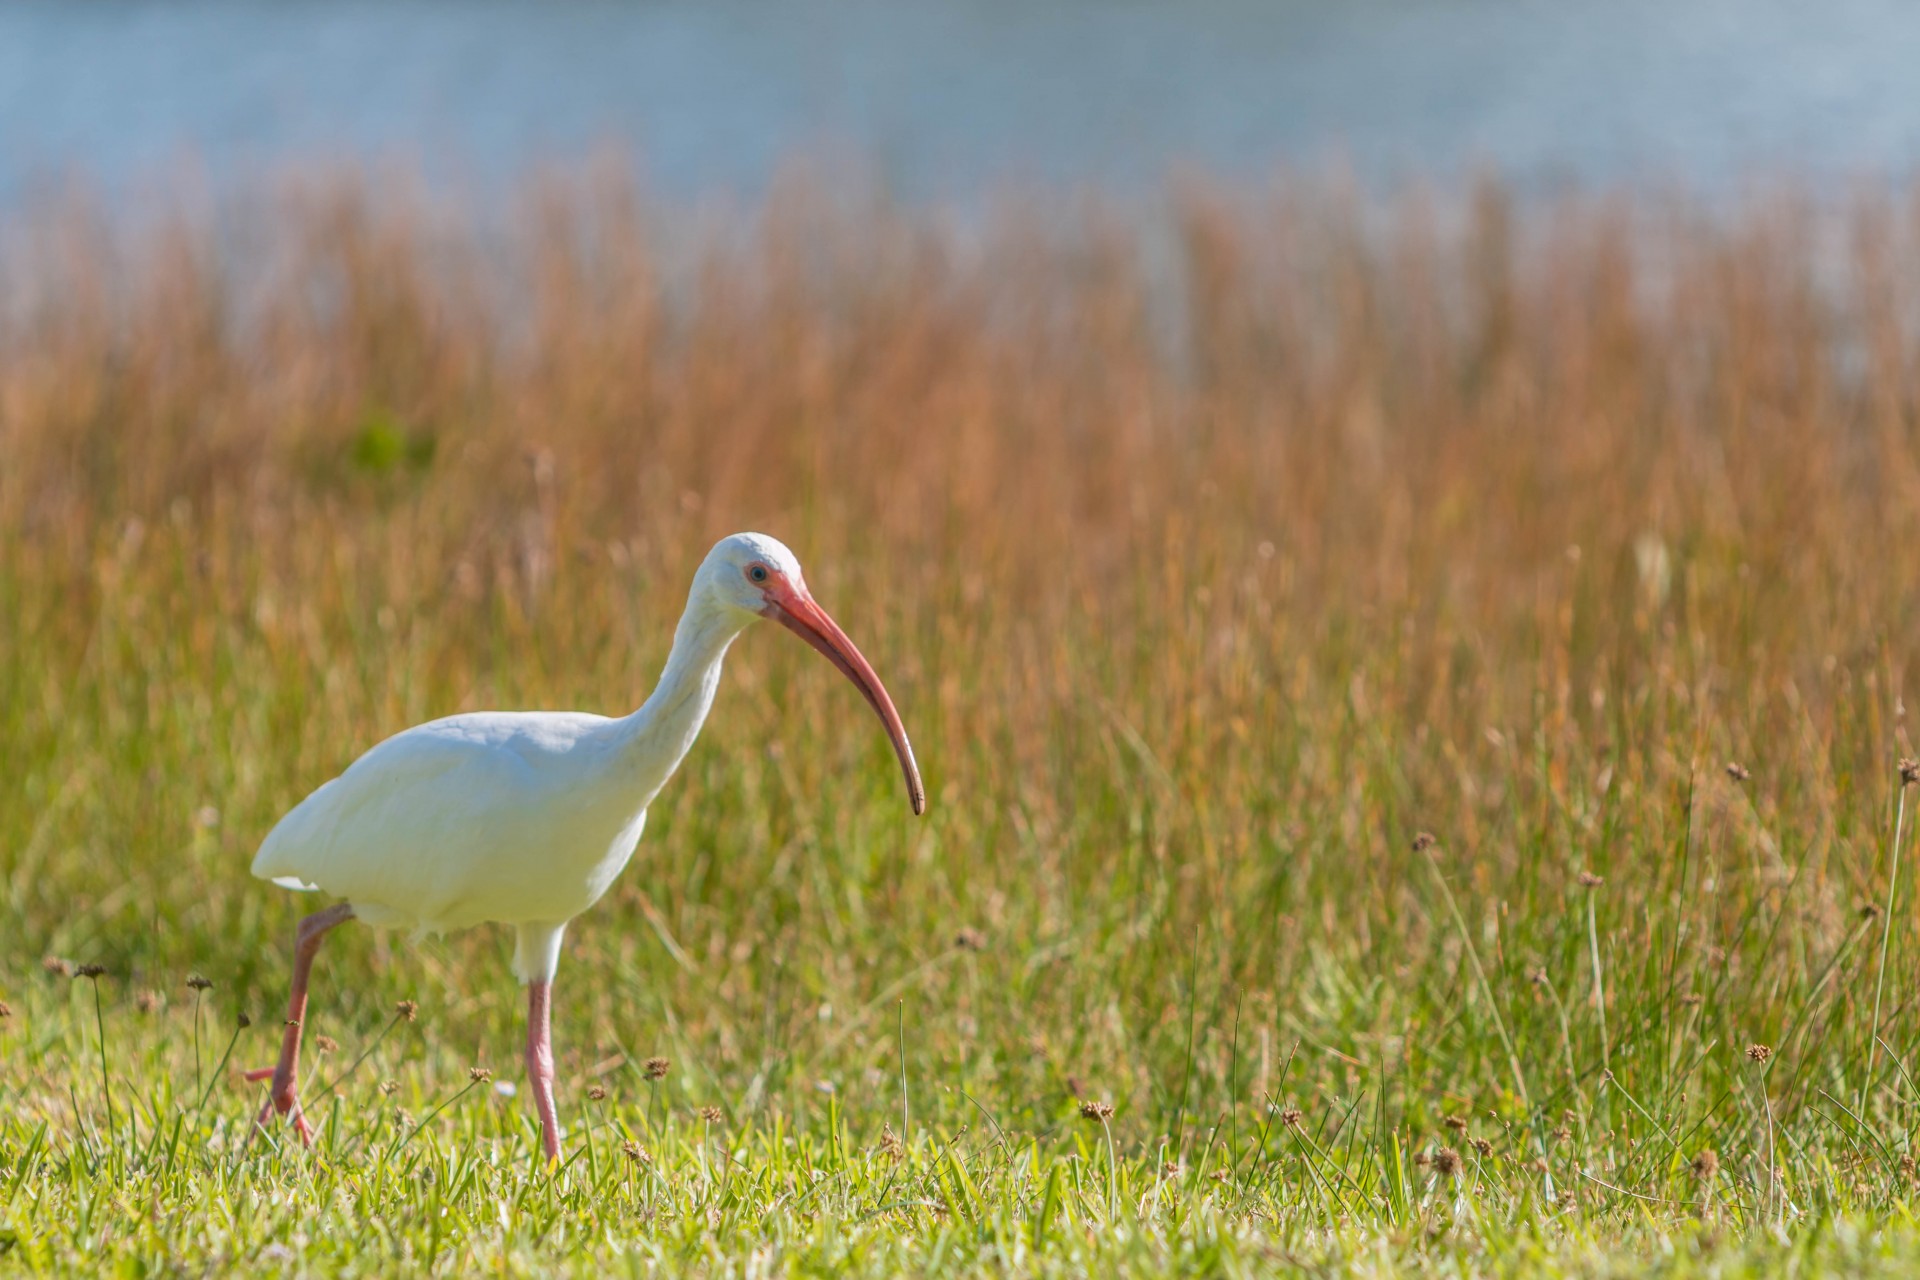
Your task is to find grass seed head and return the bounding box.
[699,1106,724,1123]
[1726,762,1750,782]
[75,963,107,980]
[1079,1100,1116,1122]
[1278,1106,1303,1128]
[1861,902,1884,920]
[186,974,214,992]
[380,1080,398,1097]
[954,927,987,951]
[1577,871,1605,890]
[316,1035,337,1054]
[587,1084,608,1102]
[1747,1043,1773,1065]
[1431,1148,1463,1178]
[1692,1149,1719,1179]
[1444,1114,1468,1132]
[1903,758,1920,787]
[42,956,72,977]
[1412,832,1438,853]
[395,999,418,1022]
[644,1056,670,1080]
[236,1012,252,1028]
[469,1067,492,1083]
[622,1140,650,1165]
[0,1000,11,1019]
[1469,1137,1493,1157]
[877,1122,904,1160]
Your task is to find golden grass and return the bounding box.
[6,167,1920,1268]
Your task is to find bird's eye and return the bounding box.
[747,564,770,584]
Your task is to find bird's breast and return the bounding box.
[426,794,650,933]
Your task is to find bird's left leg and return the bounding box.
[250,901,356,1144]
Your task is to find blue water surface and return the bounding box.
[2,0,1918,202]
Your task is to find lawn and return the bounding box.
[6,171,1920,1275]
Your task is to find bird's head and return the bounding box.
[698,532,926,816]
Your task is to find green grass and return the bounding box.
[8,170,1920,1274]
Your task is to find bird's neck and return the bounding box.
[610,598,746,802]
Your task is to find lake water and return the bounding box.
[4,0,1920,203]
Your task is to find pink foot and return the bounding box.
[254,1091,316,1144]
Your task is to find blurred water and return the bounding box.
[3,0,1920,203]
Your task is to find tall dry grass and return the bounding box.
[7,167,1920,1188]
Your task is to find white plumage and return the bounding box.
[245,532,924,1162]
[255,712,654,957]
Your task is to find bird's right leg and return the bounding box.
[525,977,562,1165]
[514,922,568,1167]
[249,901,355,1145]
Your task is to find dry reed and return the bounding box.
[5,167,1920,1174]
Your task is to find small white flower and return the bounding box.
[1634,533,1672,604]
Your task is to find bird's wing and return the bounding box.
[250,718,544,915]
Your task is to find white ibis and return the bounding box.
[247,532,924,1162]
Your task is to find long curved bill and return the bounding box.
[765,588,926,816]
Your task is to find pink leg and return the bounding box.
[253,902,356,1145]
[525,979,562,1164]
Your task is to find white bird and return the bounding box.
[246,532,924,1162]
